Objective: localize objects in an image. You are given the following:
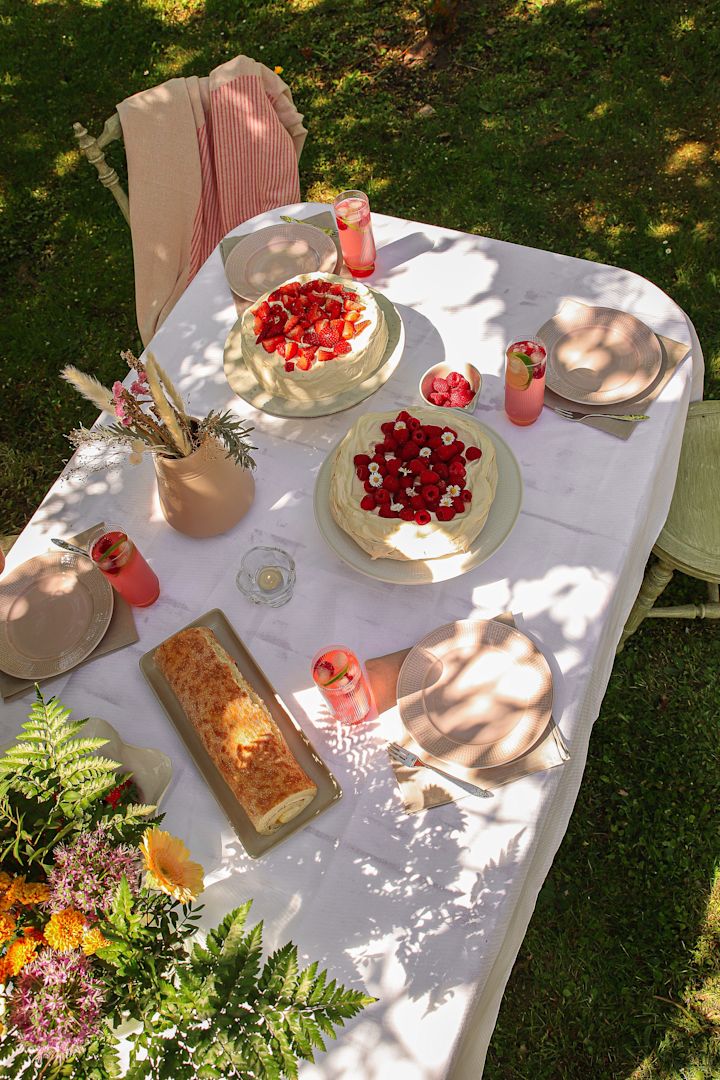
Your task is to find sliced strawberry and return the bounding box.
[326,299,343,320]
[276,341,287,358]
[333,340,351,355]
[284,314,300,332]
[304,331,320,346]
[318,327,340,347]
[256,300,271,320]
[307,303,323,323]
[299,282,314,294]
[296,355,313,371]
[268,289,282,302]
[283,281,301,295]
[287,325,304,342]
[342,321,356,340]
[316,348,335,362]
[354,320,371,335]
[328,283,344,295]
[284,340,298,360]
[314,280,330,293]
[262,335,284,353]
[299,344,318,360]
[314,317,330,333]
[330,318,345,333]
[284,361,295,372]
[253,315,264,335]
[344,298,365,311]
[344,309,361,324]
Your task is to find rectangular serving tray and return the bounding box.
[139,608,342,858]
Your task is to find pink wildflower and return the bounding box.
[112,380,127,422]
[6,950,105,1061]
[47,822,141,917]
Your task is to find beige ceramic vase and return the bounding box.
[154,437,255,538]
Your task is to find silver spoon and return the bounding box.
[51,538,92,559]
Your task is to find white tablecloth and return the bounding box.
[0,204,704,1078]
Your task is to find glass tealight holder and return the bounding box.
[236,546,295,607]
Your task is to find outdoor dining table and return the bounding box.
[0,202,704,1078]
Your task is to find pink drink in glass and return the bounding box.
[333,190,376,278]
[504,339,547,426]
[89,526,160,607]
[312,645,372,725]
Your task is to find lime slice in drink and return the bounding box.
[511,350,534,389]
[314,650,350,687]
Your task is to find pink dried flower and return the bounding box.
[7,950,105,1062]
[112,380,127,422]
[48,822,142,917]
[130,380,146,395]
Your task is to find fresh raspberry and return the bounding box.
[449,389,473,407]
[284,361,295,372]
[446,371,464,389]
[397,411,412,422]
[382,437,398,453]
[432,377,450,393]
[354,454,371,468]
[434,462,449,480]
[410,494,427,510]
[453,497,466,513]
[360,494,376,511]
[436,507,456,522]
[415,509,431,526]
[383,475,400,494]
[465,446,483,461]
[420,484,440,503]
[448,461,466,481]
[399,442,417,460]
[393,426,410,445]
[429,392,448,406]
[364,480,375,493]
[411,429,427,446]
[399,507,416,521]
[385,459,401,475]
[419,470,439,485]
[381,422,395,435]
[407,416,421,430]
[375,489,391,505]
[409,458,426,475]
[371,453,385,465]
[378,507,399,519]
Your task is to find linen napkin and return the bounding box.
[0,524,138,702]
[366,613,569,813]
[220,209,344,316]
[542,301,691,440]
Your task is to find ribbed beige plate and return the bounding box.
[397,620,553,767]
[140,609,342,859]
[0,552,113,679]
[224,290,405,418]
[313,411,522,585]
[224,223,338,301]
[540,305,662,404]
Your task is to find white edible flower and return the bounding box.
[447,484,461,498]
[369,474,383,488]
[368,462,381,474]
[399,466,411,477]
[441,431,455,445]
[390,502,403,512]
[419,446,432,457]
[439,495,453,507]
[394,421,407,430]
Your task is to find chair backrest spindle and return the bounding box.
[73,117,130,224]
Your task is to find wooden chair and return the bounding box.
[618,400,720,650]
[73,116,129,224]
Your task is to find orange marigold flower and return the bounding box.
[44,908,85,952]
[0,870,12,892]
[0,910,17,945]
[4,934,40,976]
[6,876,51,907]
[0,958,10,985]
[274,65,284,75]
[141,828,204,903]
[81,927,108,956]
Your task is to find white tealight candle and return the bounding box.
[257,566,284,593]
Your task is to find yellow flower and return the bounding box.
[0,911,17,945]
[4,935,40,976]
[141,828,204,903]
[44,908,85,952]
[81,927,108,956]
[6,876,50,907]
[274,65,284,75]
[0,871,12,892]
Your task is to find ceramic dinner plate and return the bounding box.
[313,411,523,585]
[224,223,338,301]
[0,552,113,679]
[397,620,554,767]
[224,289,405,418]
[539,305,662,405]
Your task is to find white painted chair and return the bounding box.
[73,115,129,224]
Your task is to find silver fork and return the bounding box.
[387,743,493,799]
[548,405,649,422]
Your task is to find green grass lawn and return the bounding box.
[1,0,719,1075]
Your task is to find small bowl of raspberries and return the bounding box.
[419,361,482,411]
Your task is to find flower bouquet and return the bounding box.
[61,350,256,470]
[0,692,372,1078]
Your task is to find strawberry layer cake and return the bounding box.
[240,272,388,404]
[329,408,498,561]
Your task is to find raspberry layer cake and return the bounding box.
[329,408,498,561]
[240,272,388,404]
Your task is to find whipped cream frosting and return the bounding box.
[241,273,388,403]
[329,408,498,561]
